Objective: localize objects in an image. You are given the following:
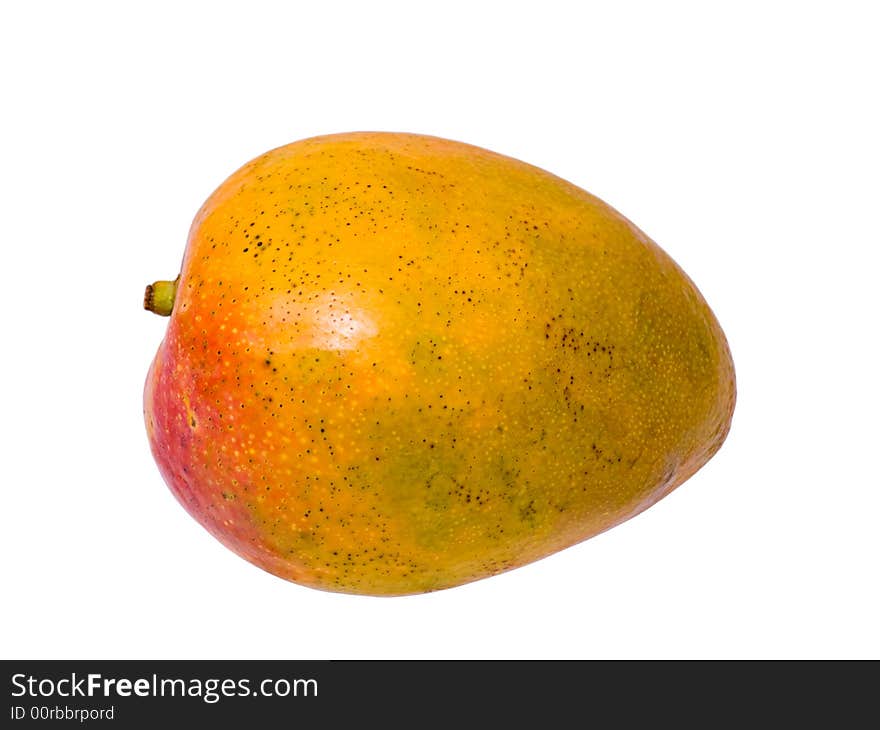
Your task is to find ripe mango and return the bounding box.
[144,132,735,596]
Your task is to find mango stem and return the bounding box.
[144,277,179,316]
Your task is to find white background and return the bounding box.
[2,1,878,659]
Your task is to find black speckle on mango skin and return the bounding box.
[143,132,736,596]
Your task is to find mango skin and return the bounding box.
[144,132,735,596]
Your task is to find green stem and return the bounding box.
[144,277,179,316]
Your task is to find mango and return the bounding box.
[143,132,735,596]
